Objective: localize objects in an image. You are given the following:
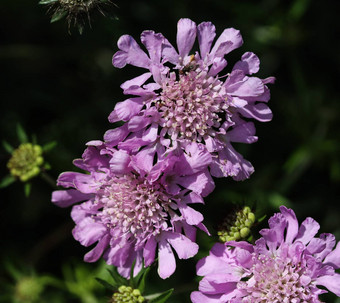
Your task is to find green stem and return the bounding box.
[40,171,57,189]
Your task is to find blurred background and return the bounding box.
[1,0,340,302]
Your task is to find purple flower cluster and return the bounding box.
[191,206,340,302]
[52,18,275,280]
[108,18,274,180]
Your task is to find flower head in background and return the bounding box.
[39,0,118,34]
[191,206,340,302]
[108,18,274,181]
[1,124,56,196]
[52,141,214,279]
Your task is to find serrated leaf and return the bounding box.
[39,0,58,4]
[2,140,14,154]
[95,277,116,292]
[51,10,68,23]
[16,124,28,143]
[147,289,173,303]
[24,183,31,197]
[107,268,126,286]
[0,175,16,188]
[42,141,57,152]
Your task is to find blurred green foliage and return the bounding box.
[1,0,339,302]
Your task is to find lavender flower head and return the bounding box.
[52,141,214,279]
[108,18,275,181]
[191,206,340,302]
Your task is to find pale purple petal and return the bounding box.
[210,28,243,58]
[197,21,216,59]
[109,150,131,174]
[120,72,152,90]
[280,205,299,244]
[324,242,340,268]
[113,35,150,68]
[176,18,197,58]
[191,291,221,303]
[51,189,91,207]
[143,237,157,267]
[164,232,199,259]
[158,239,176,279]
[84,233,110,262]
[238,103,273,122]
[295,217,320,245]
[316,274,340,296]
[233,52,260,75]
[109,97,144,123]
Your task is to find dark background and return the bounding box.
[1,0,340,302]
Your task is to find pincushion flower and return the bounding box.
[107,18,275,181]
[52,141,214,279]
[191,206,340,302]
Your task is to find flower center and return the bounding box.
[112,286,145,303]
[7,143,44,182]
[156,61,227,141]
[97,174,173,248]
[238,254,320,302]
[217,206,255,242]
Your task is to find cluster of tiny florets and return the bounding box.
[96,173,174,248]
[156,59,226,141]
[217,206,255,242]
[7,143,44,182]
[111,286,145,303]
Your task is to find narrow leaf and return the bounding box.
[51,10,68,23]
[2,140,14,154]
[107,268,126,286]
[148,289,174,303]
[95,277,116,292]
[42,141,57,152]
[137,267,150,294]
[16,124,28,143]
[39,0,58,4]
[24,183,31,197]
[0,175,16,188]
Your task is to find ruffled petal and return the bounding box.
[233,52,260,75]
[176,18,197,58]
[295,217,320,245]
[51,189,91,208]
[210,28,243,58]
[112,35,150,68]
[84,233,110,262]
[316,274,340,296]
[197,21,216,59]
[158,239,176,279]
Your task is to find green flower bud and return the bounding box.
[218,206,256,242]
[7,143,44,182]
[15,277,44,303]
[112,285,145,303]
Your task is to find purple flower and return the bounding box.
[52,141,214,279]
[191,206,340,302]
[108,18,275,181]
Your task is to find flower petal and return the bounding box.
[176,18,197,58]
[158,239,176,279]
[112,35,150,68]
[197,21,216,59]
[51,189,91,208]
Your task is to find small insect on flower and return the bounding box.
[39,0,118,34]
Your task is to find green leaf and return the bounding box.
[42,141,57,152]
[147,289,174,303]
[0,175,16,188]
[51,10,68,23]
[95,277,116,292]
[2,140,14,154]
[136,267,150,294]
[24,183,31,197]
[39,0,58,4]
[16,124,28,143]
[107,268,126,286]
